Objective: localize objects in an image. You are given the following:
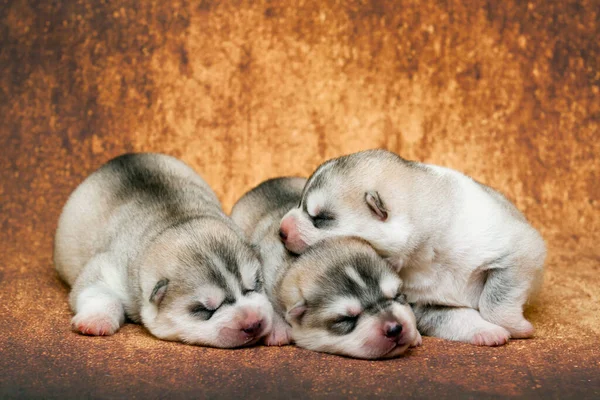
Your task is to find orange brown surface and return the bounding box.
[0,0,598,398]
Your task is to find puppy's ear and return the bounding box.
[150,279,169,306]
[285,300,307,324]
[280,281,307,324]
[365,191,388,221]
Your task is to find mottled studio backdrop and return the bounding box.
[0,0,598,397]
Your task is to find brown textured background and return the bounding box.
[1,0,598,398]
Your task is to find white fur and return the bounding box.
[418,307,511,346]
[282,150,547,345]
[344,266,368,289]
[306,191,327,217]
[323,296,363,316]
[379,274,402,299]
[71,284,125,336]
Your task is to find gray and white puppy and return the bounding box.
[54,153,273,347]
[279,149,546,346]
[231,177,421,358]
[231,177,305,346]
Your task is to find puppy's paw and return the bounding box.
[410,331,423,347]
[263,324,292,346]
[71,312,120,336]
[471,325,510,347]
[506,319,534,339]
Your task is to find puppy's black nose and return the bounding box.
[385,323,403,338]
[279,228,287,241]
[242,321,262,336]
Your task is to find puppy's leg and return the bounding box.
[413,305,510,346]
[478,266,540,339]
[69,254,125,336]
[410,330,423,347]
[263,313,293,346]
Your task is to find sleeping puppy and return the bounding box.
[231,177,306,346]
[231,177,420,358]
[279,149,546,346]
[277,237,421,359]
[54,153,273,347]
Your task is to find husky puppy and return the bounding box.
[231,177,421,358]
[54,153,273,348]
[279,149,546,346]
[231,177,306,346]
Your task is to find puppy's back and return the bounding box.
[54,153,220,284]
[231,177,306,237]
[231,177,306,302]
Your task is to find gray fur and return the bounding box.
[287,239,405,333]
[411,304,453,336]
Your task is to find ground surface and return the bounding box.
[1,0,598,398]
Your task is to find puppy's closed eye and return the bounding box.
[329,315,359,335]
[244,273,263,294]
[309,211,335,229]
[189,303,217,320]
[393,293,407,304]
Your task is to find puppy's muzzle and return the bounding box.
[384,322,403,339]
[279,216,307,253]
[241,320,263,337]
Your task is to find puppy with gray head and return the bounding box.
[54,153,273,347]
[279,149,546,346]
[231,177,421,358]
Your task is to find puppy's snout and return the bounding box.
[241,320,263,337]
[279,216,307,253]
[384,322,403,339]
[279,217,295,243]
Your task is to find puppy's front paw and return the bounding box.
[410,331,422,347]
[471,325,510,347]
[506,318,534,339]
[71,312,120,336]
[264,324,292,346]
